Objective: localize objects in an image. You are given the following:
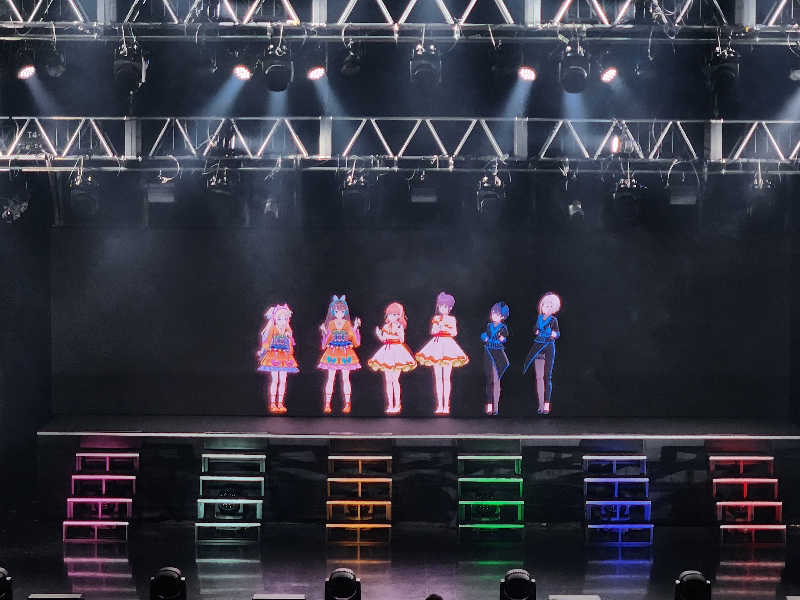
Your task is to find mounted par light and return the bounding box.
[263,42,293,91]
[113,40,147,95]
[340,41,363,77]
[559,43,590,93]
[410,43,442,87]
[14,47,36,80]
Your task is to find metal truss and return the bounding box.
[0,0,799,45]
[2,115,800,175]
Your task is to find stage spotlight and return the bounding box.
[14,48,36,80]
[150,567,187,600]
[113,40,147,96]
[600,66,618,83]
[307,65,326,80]
[325,568,361,600]
[69,171,101,220]
[340,168,371,217]
[606,176,645,228]
[40,45,66,78]
[610,135,621,154]
[205,166,240,195]
[559,44,590,93]
[674,570,711,600]
[568,199,585,221]
[263,42,293,91]
[707,45,740,87]
[233,63,253,80]
[410,43,441,87]
[340,41,363,77]
[500,569,535,600]
[0,172,31,224]
[0,567,10,600]
[476,165,505,216]
[790,62,800,82]
[518,65,536,82]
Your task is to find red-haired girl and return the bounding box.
[415,292,469,415]
[318,295,362,414]
[257,304,299,414]
[368,302,417,414]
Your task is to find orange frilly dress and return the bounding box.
[318,320,361,371]
[257,325,299,373]
[415,315,470,368]
[367,323,417,373]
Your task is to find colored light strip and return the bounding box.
[72,475,136,480]
[76,452,139,458]
[68,497,132,502]
[64,520,129,526]
[713,478,777,483]
[325,523,391,528]
[327,477,392,482]
[458,500,524,505]
[328,455,392,460]
[719,524,786,529]
[195,558,260,564]
[585,500,650,505]
[202,453,266,459]
[583,455,646,460]
[197,498,262,503]
[716,501,781,506]
[587,523,653,529]
[458,477,522,483]
[327,500,391,505]
[195,522,261,527]
[708,455,773,461]
[458,524,524,529]
[718,560,784,568]
[458,455,522,460]
[38,431,800,441]
[716,575,781,582]
[67,571,132,579]
[199,476,264,481]
[584,477,648,482]
[63,558,129,564]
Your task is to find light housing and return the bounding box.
[307,65,326,80]
[41,45,67,78]
[14,48,36,80]
[559,44,590,93]
[150,567,187,600]
[600,66,618,83]
[476,168,505,216]
[233,63,253,80]
[0,567,10,600]
[674,570,711,600]
[325,568,361,600]
[340,41,363,77]
[410,43,442,87]
[263,42,293,91]
[340,169,371,217]
[518,65,537,81]
[707,45,740,87]
[113,41,147,96]
[500,569,535,600]
[605,176,645,228]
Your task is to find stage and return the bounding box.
[37,415,800,441]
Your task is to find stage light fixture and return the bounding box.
[14,47,36,80]
[233,63,253,80]
[518,65,536,81]
[263,42,293,91]
[150,567,187,600]
[410,43,442,87]
[205,166,240,195]
[69,171,101,220]
[40,45,67,78]
[476,165,505,216]
[307,65,326,80]
[674,570,711,600]
[500,569,535,600]
[790,61,800,82]
[707,45,740,87]
[325,568,360,600]
[600,66,618,83]
[559,44,590,93]
[610,134,621,154]
[0,567,10,600]
[113,40,147,96]
[1,171,31,224]
[568,199,585,221]
[606,176,645,228]
[340,41,363,77]
[340,168,371,217]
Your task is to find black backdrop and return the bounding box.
[51,226,790,418]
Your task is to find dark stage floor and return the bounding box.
[0,521,797,600]
[37,415,800,440]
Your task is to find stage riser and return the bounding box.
[36,437,800,527]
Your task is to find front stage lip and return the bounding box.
[36,415,800,440]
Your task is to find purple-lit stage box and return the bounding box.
[253,595,306,600]
[29,595,83,600]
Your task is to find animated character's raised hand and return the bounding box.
[353,317,362,329]
[319,323,327,335]
[375,326,383,340]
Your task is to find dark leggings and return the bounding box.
[533,342,555,406]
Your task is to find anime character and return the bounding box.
[522,292,561,415]
[318,295,362,414]
[367,302,417,414]
[481,302,510,416]
[256,304,299,414]
[415,292,469,415]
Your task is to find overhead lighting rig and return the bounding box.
[410,43,441,87]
